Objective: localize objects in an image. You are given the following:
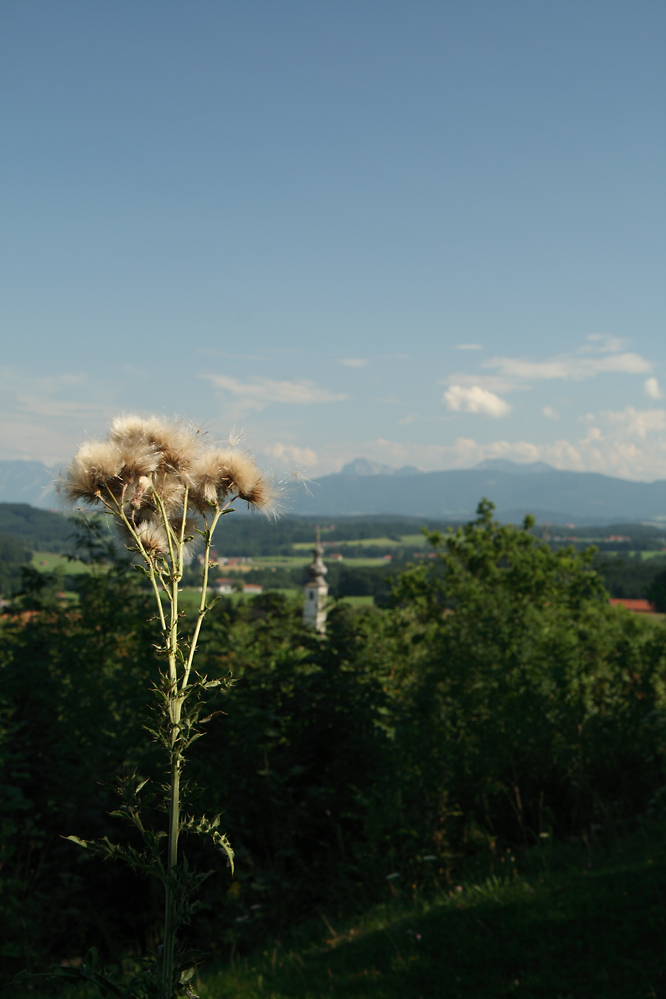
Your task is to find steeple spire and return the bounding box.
[303,527,328,632]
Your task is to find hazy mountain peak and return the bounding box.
[474,459,555,475]
[0,460,57,507]
[340,458,421,476]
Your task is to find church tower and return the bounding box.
[303,530,328,633]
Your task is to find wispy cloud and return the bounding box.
[204,373,348,411]
[443,373,525,395]
[586,334,629,353]
[485,351,651,381]
[339,358,368,368]
[542,406,560,419]
[601,405,666,439]
[0,367,115,463]
[455,343,482,350]
[481,337,651,384]
[644,377,663,400]
[444,385,511,417]
[263,441,318,467]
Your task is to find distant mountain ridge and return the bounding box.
[0,461,57,508]
[340,458,420,476]
[2,458,666,525]
[473,458,556,475]
[292,458,666,525]
[339,457,556,476]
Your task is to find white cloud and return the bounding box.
[585,334,628,353]
[485,351,651,381]
[603,405,666,439]
[443,385,511,417]
[314,406,666,480]
[455,343,482,350]
[644,377,663,400]
[399,413,419,425]
[263,442,318,467]
[339,358,368,368]
[204,374,348,410]
[443,373,525,394]
[542,406,560,419]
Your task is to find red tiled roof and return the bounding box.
[609,598,656,613]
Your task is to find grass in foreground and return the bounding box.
[17,827,666,999]
[198,830,665,999]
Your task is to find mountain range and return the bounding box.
[2,457,666,525]
[290,458,666,525]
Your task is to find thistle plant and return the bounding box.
[18,416,274,999]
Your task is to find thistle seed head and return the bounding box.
[66,415,276,519]
[238,474,278,514]
[110,414,203,477]
[157,472,186,515]
[135,520,169,557]
[62,440,124,502]
[219,451,261,497]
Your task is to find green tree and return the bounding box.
[389,500,666,850]
[648,567,666,612]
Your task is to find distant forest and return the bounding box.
[1,502,666,602]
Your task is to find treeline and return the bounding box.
[210,555,666,607]
[3,502,666,602]
[230,561,398,600]
[594,553,666,603]
[2,502,666,984]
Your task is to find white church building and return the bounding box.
[303,536,329,633]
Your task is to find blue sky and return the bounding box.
[1,0,664,480]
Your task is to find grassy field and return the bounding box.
[194,826,666,999]
[292,534,428,551]
[178,589,375,610]
[22,823,665,999]
[251,555,391,567]
[31,551,95,574]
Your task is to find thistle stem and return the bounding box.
[182,505,223,691]
[154,490,188,997]
[163,753,181,997]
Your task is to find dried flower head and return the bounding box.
[110,414,203,478]
[63,440,123,502]
[219,451,261,497]
[238,474,278,513]
[135,520,169,558]
[156,472,186,515]
[65,415,276,526]
[187,450,227,511]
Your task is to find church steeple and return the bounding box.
[303,527,329,632]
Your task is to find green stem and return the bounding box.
[181,506,222,691]
[158,488,189,998]
[103,485,168,632]
[162,754,181,998]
